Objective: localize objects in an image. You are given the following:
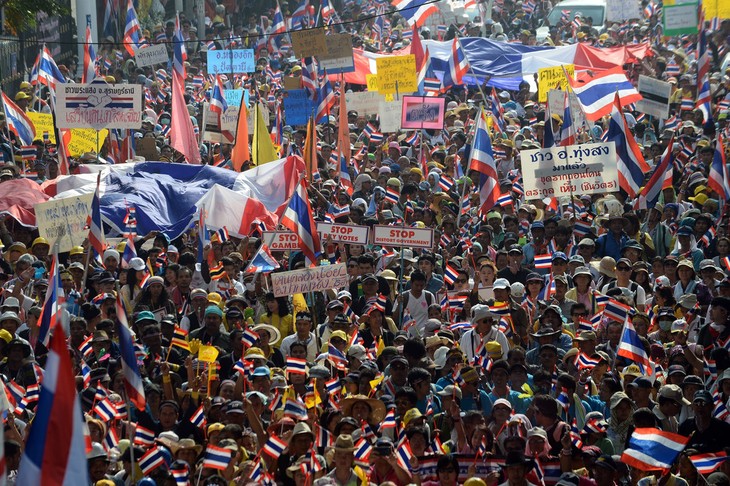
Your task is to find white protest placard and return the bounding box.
[134,44,169,67]
[520,142,619,199]
[606,0,643,22]
[345,91,385,117]
[547,90,590,128]
[56,83,143,130]
[663,2,699,36]
[317,223,369,245]
[271,263,349,297]
[636,75,671,119]
[34,194,94,253]
[379,99,403,133]
[372,225,434,248]
[220,106,240,133]
[262,231,300,251]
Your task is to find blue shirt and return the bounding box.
[595,232,628,261]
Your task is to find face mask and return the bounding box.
[659,320,673,331]
[245,282,255,292]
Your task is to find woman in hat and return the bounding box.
[252,324,284,368]
[670,227,704,271]
[606,392,634,454]
[672,259,708,304]
[357,306,395,349]
[340,394,387,428]
[134,275,177,319]
[260,292,293,344]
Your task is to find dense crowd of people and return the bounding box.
[0,0,730,485]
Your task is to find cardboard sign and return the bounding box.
[318,33,355,74]
[136,137,159,161]
[134,44,169,67]
[606,0,643,22]
[547,90,590,129]
[57,83,143,130]
[520,142,619,198]
[663,2,699,36]
[345,91,385,117]
[283,76,301,91]
[67,128,109,156]
[379,99,403,133]
[538,64,574,103]
[317,223,369,244]
[375,55,417,95]
[372,225,434,248]
[34,194,94,252]
[291,29,327,57]
[220,106,240,134]
[262,231,300,251]
[283,89,314,126]
[271,262,349,297]
[28,112,56,144]
[636,75,671,119]
[401,96,445,130]
[206,49,255,74]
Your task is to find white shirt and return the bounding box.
[459,326,511,362]
[280,332,318,362]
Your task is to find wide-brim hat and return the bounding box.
[340,394,387,423]
[502,451,535,468]
[252,324,281,345]
[602,213,629,227]
[529,327,561,339]
[172,438,203,455]
[333,434,356,452]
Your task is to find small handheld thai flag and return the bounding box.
[139,447,166,475]
[283,397,308,420]
[203,445,232,470]
[241,329,260,348]
[396,440,414,471]
[134,424,156,446]
[381,408,397,430]
[325,378,342,396]
[534,254,552,270]
[621,428,690,471]
[439,175,455,192]
[190,404,207,428]
[104,427,120,451]
[557,388,571,411]
[93,398,117,421]
[570,419,584,448]
[688,452,728,475]
[575,353,600,370]
[80,359,91,387]
[286,357,308,374]
[214,227,230,243]
[263,434,288,459]
[170,463,190,486]
[497,193,513,207]
[443,264,459,286]
[384,187,400,204]
[354,437,373,462]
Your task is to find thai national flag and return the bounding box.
[280,179,321,266]
[604,299,633,322]
[189,404,207,428]
[354,437,373,462]
[384,187,400,204]
[203,445,232,470]
[123,0,142,55]
[617,317,652,374]
[557,388,571,411]
[1,92,36,146]
[497,193,513,207]
[470,110,499,214]
[439,175,455,192]
[263,434,288,460]
[286,357,307,374]
[170,463,190,486]
[621,428,690,471]
[559,90,576,146]
[665,60,680,76]
[36,253,59,347]
[244,244,280,274]
[391,0,438,26]
[93,397,117,421]
[325,378,342,395]
[708,133,730,201]
[134,424,156,446]
[688,452,728,474]
[381,408,397,429]
[443,264,460,286]
[607,93,649,198]
[634,138,674,210]
[115,293,146,410]
[364,122,383,142]
[210,76,228,114]
[568,67,642,121]
[30,46,66,89]
[534,254,552,270]
[139,447,167,475]
[575,353,600,370]
[283,397,308,421]
[396,440,414,471]
[442,38,469,88]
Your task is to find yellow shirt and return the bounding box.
[260,313,293,346]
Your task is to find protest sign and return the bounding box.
[136,137,159,160]
[28,112,56,144]
[401,96,445,130]
[67,129,109,156]
[538,64,574,103]
[224,89,249,109]
[198,345,219,362]
[317,223,369,244]
[283,76,301,91]
[318,33,355,74]
[206,49,255,74]
[262,231,300,251]
[283,89,314,126]
[375,55,417,95]
[134,44,169,67]
[547,90,589,128]
[56,83,143,130]
[291,29,327,57]
[34,194,94,252]
[636,75,671,119]
[379,99,403,133]
[220,106,240,134]
[373,225,434,248]
[366,74,379,92]
[663,2,698,36]
[345,91,385,117]
[271,263,349,297]
[606,0,643,22]
[521,142,619,198]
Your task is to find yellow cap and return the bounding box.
[403,408,423,427]
[14,92,30,101]
[208,292,222,305]
[19,82,32,90]
[330,330,348,343]
[69,245,85,256]
[207,422,225,434]
[689,193,708,205]
[486,341,503,359]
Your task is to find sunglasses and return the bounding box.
[456,279,468,283]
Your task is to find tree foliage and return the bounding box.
[0,0,69,35]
